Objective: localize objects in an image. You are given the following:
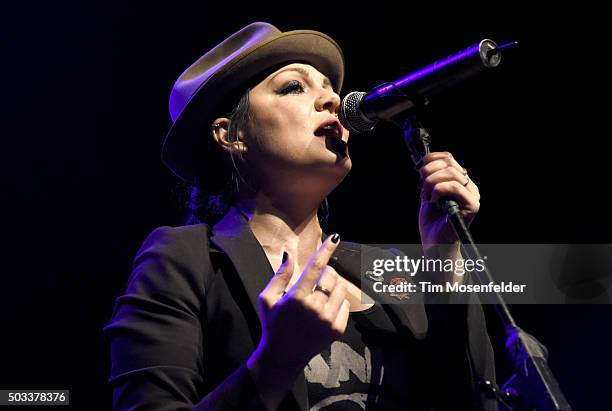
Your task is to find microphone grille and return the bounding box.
[339,91,377,134]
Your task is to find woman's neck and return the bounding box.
[235,193,325,271]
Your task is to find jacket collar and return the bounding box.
[210,206,428,410]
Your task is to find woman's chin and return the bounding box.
[317,148,351,168]
[323,154,352,178]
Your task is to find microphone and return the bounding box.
[339,39,518,134]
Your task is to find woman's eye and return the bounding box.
[276,80,305,95]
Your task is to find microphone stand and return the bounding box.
[393,113,572,411]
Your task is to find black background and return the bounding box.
[3,1,611,409]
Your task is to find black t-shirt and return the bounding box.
[305,303,433,411]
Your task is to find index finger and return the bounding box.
[420,151,453,166]
[293,233,340,295]
[418,152,464,177]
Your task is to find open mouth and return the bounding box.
[314,120,347,158]
[314,121,343,140]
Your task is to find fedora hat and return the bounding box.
[162,22,345,184]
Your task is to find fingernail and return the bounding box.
[282,251,288,264]
[331,233,340,244]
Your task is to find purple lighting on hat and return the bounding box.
[169,22,279,122]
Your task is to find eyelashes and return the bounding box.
[275,80,305,95]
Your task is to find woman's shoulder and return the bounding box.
[137,223,212,256]
[130,223,216,281]
[124,223,216,304]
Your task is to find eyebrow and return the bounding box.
[269,67,332,89]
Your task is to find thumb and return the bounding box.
[262,251,294,297]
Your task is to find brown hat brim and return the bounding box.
[162,29,345,184]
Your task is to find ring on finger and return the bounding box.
[313,284,332,297]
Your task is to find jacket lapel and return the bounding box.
[210,207,309,410]
[210,207,274,322]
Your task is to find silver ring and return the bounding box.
[313,284,332,297]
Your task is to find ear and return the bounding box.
[211,117,248,154]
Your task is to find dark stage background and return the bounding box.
[3,1,611,410]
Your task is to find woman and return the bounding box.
[104,22,496,410]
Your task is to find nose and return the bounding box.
[315,89,341,115]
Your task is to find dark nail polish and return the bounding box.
[282,251,288,264]
[331,233,340,244]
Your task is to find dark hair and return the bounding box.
[183,90,330,227]
[183,90,252,226]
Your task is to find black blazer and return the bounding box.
[104,207,498,410]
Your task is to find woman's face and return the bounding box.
[243,63,352,194]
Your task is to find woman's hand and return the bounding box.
[247,233,350,408]
[418,152,481,252]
